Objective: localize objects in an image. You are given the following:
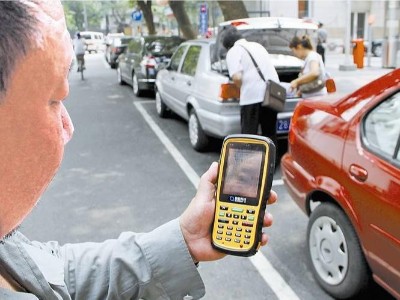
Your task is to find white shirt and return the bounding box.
[226,39,279,106]
[301,51,327,98]
[73,38,86,55]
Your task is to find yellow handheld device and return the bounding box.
[212,134,276,256]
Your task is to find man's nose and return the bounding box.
[61,103,74,145]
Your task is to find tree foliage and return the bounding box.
[62,2,102,33]
[62,1,130,34]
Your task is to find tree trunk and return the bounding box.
[137,0,156,35]
[217,0,249,21]
[169,1,196,40]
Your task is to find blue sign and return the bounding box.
[199,3,208,35]
[131,10,143,22]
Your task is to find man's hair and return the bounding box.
[0,2,38,99]
[289,36,313,50]
[222,27,243,50]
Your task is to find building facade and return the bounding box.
[244,0,399,50]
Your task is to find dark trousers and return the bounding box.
[240,103,277,146]
[317,44,325,63]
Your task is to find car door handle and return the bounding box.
[171,76,175,81]
[349,164,368,182]
[187,81,191,86]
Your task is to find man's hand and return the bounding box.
[232,73,242,89]
[180,162,277,262]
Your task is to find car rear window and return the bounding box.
[145,37,185,57]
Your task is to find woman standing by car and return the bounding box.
[289,36,328,98]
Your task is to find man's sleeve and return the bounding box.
[226,47,243,77]
[47,219,205,299]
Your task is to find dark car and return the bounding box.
[281,69,400,299]
[116,36,185,96]
[105,36,134,69]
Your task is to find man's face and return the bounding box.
[0,1,74,238]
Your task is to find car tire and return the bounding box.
[117,67,125,85]
[132,73,143,97]
[188,109,208,151]
[155,91,169,118]
[307,202,370,299]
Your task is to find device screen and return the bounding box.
[220,142,266,206]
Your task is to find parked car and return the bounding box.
[106,36,133,69]
[80,31,104,53]
[281,69,400,299]
[104,33,125,67]
[117,36,185,96]
[155,17,318,151]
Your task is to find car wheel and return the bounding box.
[155,91,169,118]
[307,202,370,299]
[132,73,143,97]
[117,67,125,85]
[188,109,208,151]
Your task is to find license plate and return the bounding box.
[276,118,291,134]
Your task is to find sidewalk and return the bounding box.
[324,52,394,95]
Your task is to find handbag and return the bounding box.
[298,73,325,93]
[241,46,286,112]
[298,55,327,94]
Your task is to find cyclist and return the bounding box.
[73,32,86,72]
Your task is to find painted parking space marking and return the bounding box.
[134,101,300,300]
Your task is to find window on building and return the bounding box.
[298,0,309,18]
[351,12,366,39]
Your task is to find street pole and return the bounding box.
[339,0,356,71]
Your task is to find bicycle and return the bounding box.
[76,54,85,80]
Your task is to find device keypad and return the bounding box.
[214,205,256,249]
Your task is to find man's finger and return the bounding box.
[266,190,277,205]
[195,162,218,202]
[263,212,273,227]
[260,233,269,246]
[200,162,218,185]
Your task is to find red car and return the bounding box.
[282,69,400,299]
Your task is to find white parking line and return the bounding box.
[272,179,284,186]
[133,101,300,300]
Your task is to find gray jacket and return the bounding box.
[0,219,205,299]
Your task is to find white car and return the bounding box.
[80,31,104,53]
[156,17,318,151]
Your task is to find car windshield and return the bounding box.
[144,37,185,57]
